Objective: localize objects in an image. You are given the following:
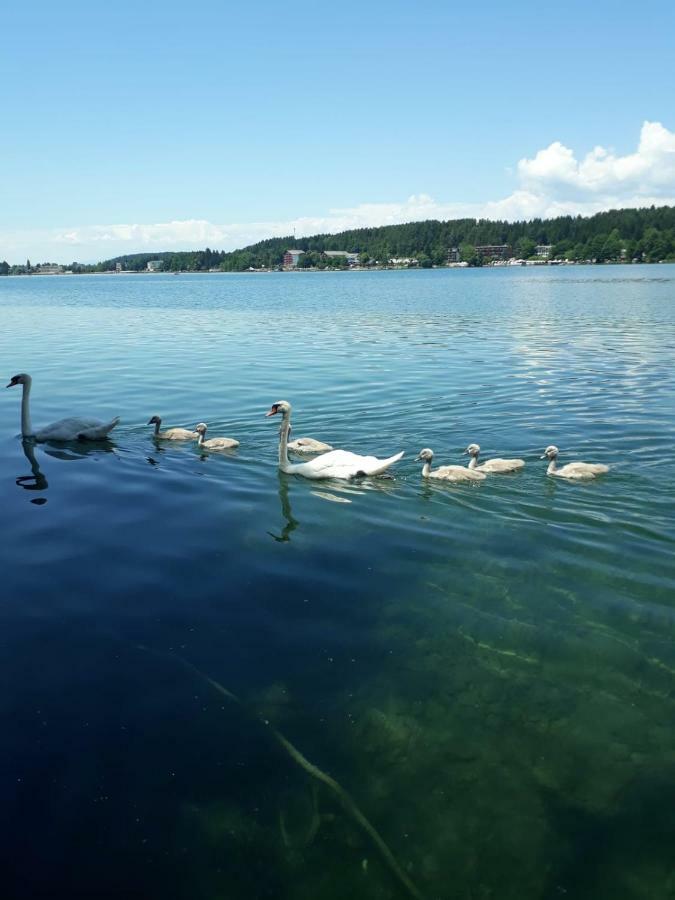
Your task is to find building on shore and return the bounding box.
[475,244,512,262]
[35,264,64,275]
[323,250,359,265]
[447,247,461,263]
[146,259,164,272]
[283,249,304,268]
[535,244,553,259]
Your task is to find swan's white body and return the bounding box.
[541,445,609,480]
[195,423,239,451]
[417,448,486,482]
[7,373,119,442]
[465,443,525,474]
[267,401,403,480]
[148,416,198,440]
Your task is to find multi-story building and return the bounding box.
[283,249,304,268]
[146,259,164,272]
[475,244,512,262]
[535,244,553,259]
[447,247,461,263]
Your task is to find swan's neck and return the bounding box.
[421,460,432,478]
[20,379,34,438]
[547,458,558,474]
[153,420,161,436]
[468,454,478,469]
[279,413,293,473]
[197,432,205,447]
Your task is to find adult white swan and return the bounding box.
[148,415,198,440]
[416,448,486,482]
[541,445,609,479]
[465,443,525,474]
[266,400,403,479]
[7,373,120,442]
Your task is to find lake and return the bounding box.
[1,267,674,899]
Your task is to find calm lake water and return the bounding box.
[1,268,674,899]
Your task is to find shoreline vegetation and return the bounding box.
[7,258,675,279]
[3,204,675,276]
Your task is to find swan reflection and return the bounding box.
[16,439,48,498]
[268,473,299,542]
[268,470,401,542]
[14,437,119,503]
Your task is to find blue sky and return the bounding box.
[2,0,675,262]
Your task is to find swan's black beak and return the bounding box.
[6,381,16,388]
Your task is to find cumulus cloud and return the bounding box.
[510,120,675,212]
[2,121,675,263]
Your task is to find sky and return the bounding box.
[2,0,675,264]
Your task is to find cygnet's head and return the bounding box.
[6,373,30,388]
[541,445,559,460]
[147,415,162,425]
[195,423,208,435]
[416,448,434,462]
[465,443,480,457]
[265,400,291,418]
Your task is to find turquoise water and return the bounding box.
[1,268,674,899]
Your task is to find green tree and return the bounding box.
[602,229,623,261]
[459,243,475,263]
[568,243,587,261]
[587,234,607,261]
[0,260,9,275]
[430,246,447,266]
[551,239,572,259]
[515,237,536,259]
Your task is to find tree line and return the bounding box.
[2,205,675,275]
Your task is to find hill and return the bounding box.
[5,205,675,275]
[104,205,675,270]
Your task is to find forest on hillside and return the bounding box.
[3,206,675,274]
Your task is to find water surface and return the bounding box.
[1,268,674,899]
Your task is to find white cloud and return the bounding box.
[2,121,675,263]
[515,120,675,200]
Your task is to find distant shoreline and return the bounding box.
[4,259,675,279]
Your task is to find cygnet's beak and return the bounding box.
[414,453,423,461]
[540,452,549,459]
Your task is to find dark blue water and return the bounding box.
[1,268,674,899]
